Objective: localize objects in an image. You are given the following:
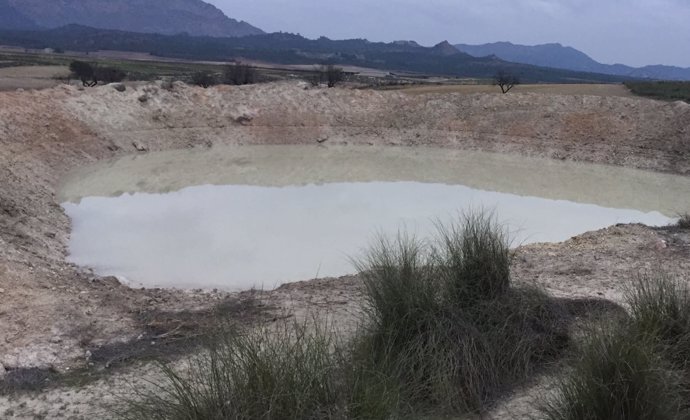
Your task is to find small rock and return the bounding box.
[236,115,253,125]
[110,83,126,92]
[0,288,4,294]
[84,351,92,360]
[132,141,149,152]
[138,95,148,103]
[0,363,6,380]
[50,336,62,344]
[101,276,121,288]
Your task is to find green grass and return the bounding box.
[625,81,690,103]
[540,273,690,420]
[626,273,690,369]
[118,322,347,420]
[540,326,686,420]
[353,212,569,415]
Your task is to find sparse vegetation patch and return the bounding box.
[625,81,690,103]
[119,212,571,419]
[540,273,690,420]
[353,212,569,415]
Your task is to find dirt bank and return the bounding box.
[0,81,689,417]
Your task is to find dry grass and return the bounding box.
[396,83,634,97]
[0,65,70,91]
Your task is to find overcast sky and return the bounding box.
[208,0,690,68]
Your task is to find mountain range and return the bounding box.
[0,25,631,84]
[454,42,690,81]
[0,0,684,81]
[0,0,263,37]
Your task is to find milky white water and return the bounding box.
[59,146,689,290]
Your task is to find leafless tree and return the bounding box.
[325,65,344,88]
[494,70,520,94]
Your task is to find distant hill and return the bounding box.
[0,25,634,84]
[454,42,690,81]
[0,0,263,37]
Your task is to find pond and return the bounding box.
[59,145,689,290]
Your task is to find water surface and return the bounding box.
[60,145,689,290]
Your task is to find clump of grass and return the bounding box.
[626,273,690,368]
[540,273,690,420]
[433,211,512,304]
[677,213,690,229]
[541,326,686,420]
[119,322,346,420]
[353,212,568,415]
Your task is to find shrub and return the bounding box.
[309,65,345,88]
[119,322,345,420]
[69,60,96,87]
[540,326,686,420]
[353,212,568,415]
[69,60,127,86]
[223,64,257,86]
[191,71,217,88]
[677,213,690,229]
[95,66,127,84]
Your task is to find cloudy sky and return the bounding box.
[208,0,690,68]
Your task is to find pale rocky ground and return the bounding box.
[0,81,689,418]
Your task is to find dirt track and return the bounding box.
[0,81,689,417]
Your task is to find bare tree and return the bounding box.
[325,65,344,88]
[69,60,126,87]
[309,65,345,88]
[494,70,520,94]
[69,60,97,87]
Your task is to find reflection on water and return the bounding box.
[63,181,672,290]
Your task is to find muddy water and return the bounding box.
[59,145,689,290]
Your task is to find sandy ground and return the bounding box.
[0,66,70,91]
[0,81,689,418]
[395,83,636,97]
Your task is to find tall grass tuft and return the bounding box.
[433,211,512,305]
[119,322,345,420]
[540,273,690,420]
[626,273,690,370]
[353,211,568,415]
[677,213,690,229]
[541,327,686,420]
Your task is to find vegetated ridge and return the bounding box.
[455,41,690,81]
[0,26,633,84]
[0,0,263,37]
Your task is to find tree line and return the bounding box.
[69,59,346,89]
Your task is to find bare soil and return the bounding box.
[0,65,70,91]
[0,81,689,418]
[396,83,636,97]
